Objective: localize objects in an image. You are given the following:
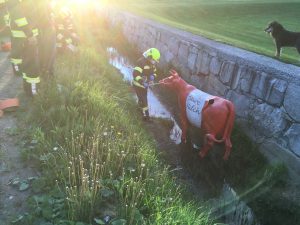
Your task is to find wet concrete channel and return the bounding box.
[107,47,259,225]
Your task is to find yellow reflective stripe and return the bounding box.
[134,67,143,73]
[4,13,10,26]
[11,30,26,38]
[132,80,145,88]
[0,0,6,3]
[144,65,150,69]
[135,76,142,81]
[66,38,72,44]
[142,107,149,113]
[57,33,63,40]
[32,28,39,37]
[23,73,40,84]
[14,17,28,27]
[11,58,22,64]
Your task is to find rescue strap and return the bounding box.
[0,98,19,117]
[148,82,161,87]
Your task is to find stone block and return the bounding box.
[219,61,236,85]
[190,75,201,86]
[164,50,175,64]
[155,31,161,43]
[178,41,190,63]
[194,51,210,76]
[265,79,288,107]
[167,37,180,56]
[250,72,272,100]
[240,69,255,94]
[209,57,222,75]
[197,51,211,75]
[230,66,245,90]
[226,91,253,118]
[208,77,228,97]
[250,103,287,138]
[284,83,300,123]
[284,124,300,157]
[188,51,197,72]
[160,31,172,45]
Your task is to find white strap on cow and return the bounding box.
[186,89,212,128]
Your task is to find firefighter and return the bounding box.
[0,0,10,33]
[7,0,40,96]
[132,48,160,121]
[54,5,79,53]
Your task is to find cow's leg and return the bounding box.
[223,138,232,160]
[199,134,215,158]
[181,115,188,144]
[179,97,189,144]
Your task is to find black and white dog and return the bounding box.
[265,21,300,58]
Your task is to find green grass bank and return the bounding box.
[112,0,300,65]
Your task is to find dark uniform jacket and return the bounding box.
[132,57,157,89]
[7,0,38,37]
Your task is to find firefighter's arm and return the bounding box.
[132,67,145,88]
[149,66,158,84]
[17,1,37,39]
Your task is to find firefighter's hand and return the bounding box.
[143,82,149,88]
[28,36,37,45]
[149,75,155,82]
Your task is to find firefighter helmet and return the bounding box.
[143,48,160,63]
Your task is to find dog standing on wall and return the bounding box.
[159,70,235,160]
[264,21,300,58]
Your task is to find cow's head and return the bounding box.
[159,70,183,90]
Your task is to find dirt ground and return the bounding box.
[0,52,37,224]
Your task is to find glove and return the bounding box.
[143,82,149,88]
[149,75,155,81]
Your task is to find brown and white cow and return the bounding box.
[159,70,235,160]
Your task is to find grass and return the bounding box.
[15,10,213,225]
[111,0,300,65]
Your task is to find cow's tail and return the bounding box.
[202,98,235,144]
[205,100,235,143]
[221,101,235,160]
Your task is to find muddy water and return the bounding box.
[107,47,259,225]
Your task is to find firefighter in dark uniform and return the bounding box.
[54,6,79,53]
[132,48,160,121]
[7,0,40,96]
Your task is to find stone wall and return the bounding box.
[104,9,300,174]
